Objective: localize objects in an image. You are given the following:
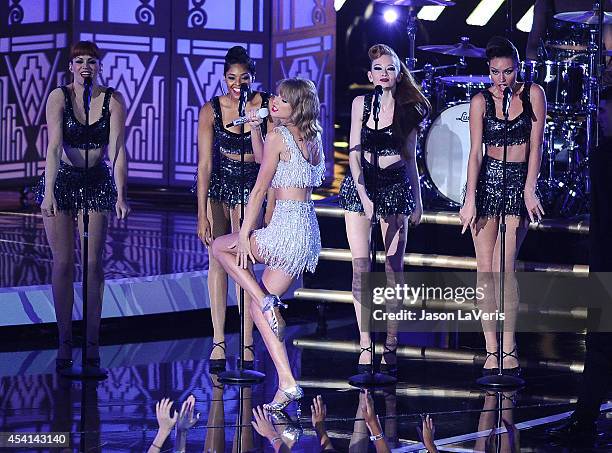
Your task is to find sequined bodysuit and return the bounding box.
[482,83,532,148]
[338,94,425,216]
[60,86,114,150]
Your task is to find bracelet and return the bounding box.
[151,443,162,450]
[369,432,385,441]
[269,436,282,446]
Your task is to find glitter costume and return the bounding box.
[207,93,270,208]
[252,126,325,277]
[474,84,534,218]
[338,93,424,216]
[36,86,117,215]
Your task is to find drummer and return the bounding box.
[526,0,612,65]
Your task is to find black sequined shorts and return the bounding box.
[35,160,117,215]
[475,155,528,218]
[208,154,260,208]
[338,158,415,216]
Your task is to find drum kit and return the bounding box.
[374,0,610,217]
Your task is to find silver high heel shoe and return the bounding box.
[261,294,288,341]
[263,385,304,412]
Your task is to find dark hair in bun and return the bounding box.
[485,36,520,65]
[224,46,255,75]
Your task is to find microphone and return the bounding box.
[226,108,269,128]
[373,84,383,120]
[238,83,249,115]
[83,76,93,115]
[502,86,512,118]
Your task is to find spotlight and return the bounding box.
[383,8,398,23]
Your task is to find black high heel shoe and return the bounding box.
[379,337,398,375]
[55,339,73,372]
[482,350,499,376]
[243,344,255,370]
[357,345,373,374]
[84,341,102,369]
[209,341,226,373]
[502,347,521,376]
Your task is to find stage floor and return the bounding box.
[0,315,611,452]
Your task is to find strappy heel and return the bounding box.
[380,337,398,375]
[357,345,373,374]
[55,339,73,372]
[482,350,499,376]
[262,295,288,342]
[502,347,521,376]
[243,344,255,370]
[209,341,227,373]
[263,385,304,412]
[84,341,102,368]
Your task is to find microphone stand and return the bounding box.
[349,89,397,388]
[478,90,524,389]
[219,88,264,385]
[61,79,107,380]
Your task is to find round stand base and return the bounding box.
[477,373,525,390]
[349,372,397,388]
[218,369,265,385]
[58,364,108,380]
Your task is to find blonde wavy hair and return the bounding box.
[277,78,322,141]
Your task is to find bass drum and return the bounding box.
[423,103,472,205]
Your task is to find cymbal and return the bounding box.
[546,41,588,52]
[418,41,486,58]
[554,10,612,25]
[374,0,456,7]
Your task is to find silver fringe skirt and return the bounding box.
[253,199,321,277]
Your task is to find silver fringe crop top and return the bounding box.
[271,125,325,189]
[482,83,533,147]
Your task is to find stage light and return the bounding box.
[334,0,348,11]
[516,5,535,32]
[466,0,504,26]
[417,5,446,21]
[384,8,399,23]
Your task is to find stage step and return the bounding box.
[292,338,585,374]
[314,205,589,235]
[318,248,589,275]
[293,288,588,320]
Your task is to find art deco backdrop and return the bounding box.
[0,0,335,188]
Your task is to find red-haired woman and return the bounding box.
[36,41,130,371]
[338,44,430,375]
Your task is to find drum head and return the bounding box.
[424,103,472,204]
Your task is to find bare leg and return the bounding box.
[212,233,298,401]
[472,217,499,370]
[77,211,109,359]
[43,213,76,360]
[379,214,409,367]
[207,200,230,361]
[344,211,372,366]
[492,216,528,369]
[229,204,263,362]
